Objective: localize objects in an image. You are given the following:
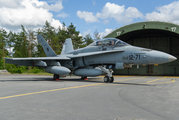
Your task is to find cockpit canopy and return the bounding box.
[89,38,130,46]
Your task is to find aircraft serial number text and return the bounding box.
[129,54,140,60]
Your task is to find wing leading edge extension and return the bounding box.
[67,49,125,58]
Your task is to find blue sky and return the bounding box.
[52,0,175,36]
[0,0,179,38]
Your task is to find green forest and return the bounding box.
[0,21,96,74]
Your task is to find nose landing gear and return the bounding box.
[98,66,114,83]
[104,76,114,83]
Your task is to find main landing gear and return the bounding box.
[53,74,60,81]
[98,66,114,83]
[81,76,88,80]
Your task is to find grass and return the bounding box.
[15,72,54,76]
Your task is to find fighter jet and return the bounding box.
[4,35,177,83]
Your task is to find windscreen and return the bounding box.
[89,38,130,46]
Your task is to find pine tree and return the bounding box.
[7,31,16,57]
[93,29,101,40]
[56,22,68,54]
[84,34,93,46]
[27,26,36,57]
[0,28,7,69]
[13,25,29,58]
[67,23,83,49]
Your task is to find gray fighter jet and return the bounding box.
[4,35,177,83]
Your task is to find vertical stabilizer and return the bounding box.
[61,38,74,55]
[37,35,57,57]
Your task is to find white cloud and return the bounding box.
[82,28,113,38]
[44,0,63,12]
[100,28,113,38]
[77,11,99,23]
[83,29,92,36]
[0,0,22,8]
[146,1,179,23]
[77,2,143,24]
[96,2,143,23]
[103,20,109,24]
[29,0,63,12]
[51,19,63,29]
[92,1,96,6]
[125,7,143,18]
[0,0,64,32]
[57,12,69,18]
[96,3,125,19]
[79,33,83,37]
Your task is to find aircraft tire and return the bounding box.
[53,74,59,80]
[81,76,87,80]
[109,77,114,83]
[104,76,109,83]
[81,76,84,80]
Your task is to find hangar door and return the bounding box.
[114,34,179,75]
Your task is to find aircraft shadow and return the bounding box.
[60,78,153,86]
[111,82,153,86]
[0,77,100,82]
[0,77,153,86]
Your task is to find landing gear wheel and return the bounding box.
[98,66,114,83]
[53,74,59,80]
[109,77,114,83]
[81,76,88,80]
[81,76,84,80]
[104,76,114,83]
[104,76,109,83]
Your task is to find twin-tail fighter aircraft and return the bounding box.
[4,35,177,83]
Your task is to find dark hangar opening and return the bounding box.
[105,22,179,75]
[117,29,179,41]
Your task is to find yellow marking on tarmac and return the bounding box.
[139,76,176,84]
[0,76,175,100]
[0,77,141,100]
[165,76,179,78]
[146,77,167,83]
[0,83,104,100]
[98,75,128,77]
[99,77,147,86]
[147,79,175,84]
[115,76,147,82]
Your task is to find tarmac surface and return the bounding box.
[0,74,179,120]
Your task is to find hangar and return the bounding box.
[105,21,179,75]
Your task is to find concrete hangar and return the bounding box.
[105,21,179,76]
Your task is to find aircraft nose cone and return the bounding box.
[168,55,177,62]
[146,50,177,64]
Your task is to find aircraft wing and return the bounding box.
[4,56,70,61]
[4,50,124,66]
[67,49,124,58]
[4,56,71,67]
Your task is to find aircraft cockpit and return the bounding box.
[89,38,130,46]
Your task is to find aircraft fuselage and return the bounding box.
[61,45,176,70]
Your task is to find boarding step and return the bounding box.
[0,69,9,74]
